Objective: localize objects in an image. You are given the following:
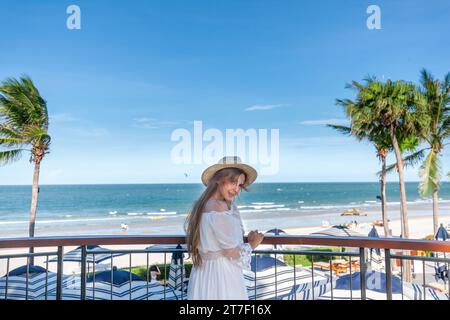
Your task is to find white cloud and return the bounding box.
[299,118,349,126]
[50,113,78,123]
[245,104,290,112]
[132,118,185,129]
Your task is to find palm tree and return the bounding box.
[339,77,430,282]
[330,108,421,238]
[0,76,50,259]
[327,122,392,237]
[415,69,450,235]
[346,78,429,240]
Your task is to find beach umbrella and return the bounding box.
[265,228,286,235]
[0,264,75,300]
[312,225,363,237]
[51,269,181,300]
[334,270,449,300]
[48,245,125,264]
[265,228,287,250]
[435,224,449,241]
[145,244,187,251]
[244,258,334,300]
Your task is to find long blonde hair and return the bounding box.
[184,167,247,267]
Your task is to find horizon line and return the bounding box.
[0,180,436,187]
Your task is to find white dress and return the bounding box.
[187,204,253,300]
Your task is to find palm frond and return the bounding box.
[378,149,427,176]
[327,124,352,135]
[0,149,23,165]
[0,76,49,130]
[419,150,442,196]
[0,137,26,147]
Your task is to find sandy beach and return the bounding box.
[1,213,449,276]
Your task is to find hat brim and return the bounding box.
[201,163,257,187]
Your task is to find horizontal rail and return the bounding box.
[0,251,57,259]
[1,235,450,252]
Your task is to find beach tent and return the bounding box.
[244,256,334,300]
[48,269,181,300]
[367,226,384,271]
[0,264,75,300]
[324,270,449,300]
[434,224,449,284]
[167,244,188,295]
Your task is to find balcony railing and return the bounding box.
[0,235,449,300]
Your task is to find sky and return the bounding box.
[0,0,449,184]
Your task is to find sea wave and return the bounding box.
[239,204,286,210]
[251,202,275,205]
[240,208,292,213]
[146,211,177,216]
[109,211,177,216]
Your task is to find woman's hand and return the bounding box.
[248,230,264,249]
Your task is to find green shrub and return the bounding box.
[283,247,343,267]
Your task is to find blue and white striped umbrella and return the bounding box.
[435,224,450,241]
[167,245,188,294]
[312,225,363,237]
[367,226,384,271]
[0,264,75,300]
[244,257,334,300]
[49,270,182,300]
[334,270,449,300]
[48,245,125,264]
[265,229,287,250]
[433,224,449,283]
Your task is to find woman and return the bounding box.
[185,156,264,300]
[148,265,161,284]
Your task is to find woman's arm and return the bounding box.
[209,213,254,270]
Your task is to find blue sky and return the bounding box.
[0,0,449,184]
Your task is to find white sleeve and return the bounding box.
[208,213,253,270]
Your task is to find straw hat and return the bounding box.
[201,156,257,187]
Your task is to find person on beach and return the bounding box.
[148,264,161,283]
[185,156,264,300]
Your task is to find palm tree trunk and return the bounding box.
[380,157,390,237]
[389,126,412,282]
[28,160,41,264]
[433,189,439,235]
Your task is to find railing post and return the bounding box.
[81,245,87,300]
[385,249,392,300]
[359,248,367,300]
[56,246,63,300]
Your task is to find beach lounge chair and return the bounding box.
[314,261,349,276]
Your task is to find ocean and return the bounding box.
[1,182,450,237]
